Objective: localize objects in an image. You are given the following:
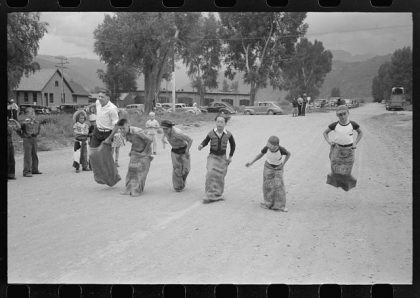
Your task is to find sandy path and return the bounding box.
[8,103,411,284]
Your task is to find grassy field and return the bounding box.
[11,112,218,154]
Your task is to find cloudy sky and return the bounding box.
[37,12,412,60]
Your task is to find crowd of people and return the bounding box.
[7,91,363,211]
[291,93,309,117]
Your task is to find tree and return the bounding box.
[281,38,332,100]
[230,81,239,92]
[183,13,222,105]
[220,12,307,105]
[97,63,137,105]
[222,79,230,92]
[371,47,412,103]
[94,12,201,113]
[331,87,341,97]
[7,12,48,97]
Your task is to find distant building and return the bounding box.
[14,68,90,108]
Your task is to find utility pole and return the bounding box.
[55,56,69,105]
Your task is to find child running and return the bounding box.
[111,128,125,167]
[73,111,90,173]
[246,136,291,212]
[145,111,160,155]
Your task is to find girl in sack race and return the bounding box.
[72,110,90,172]
[198,114,236,204]
[161,120,193,192]
[323,105,363,191]
[246,136,291,212]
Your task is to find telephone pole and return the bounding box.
[55,56,69,104]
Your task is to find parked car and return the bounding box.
[386,87,406,111]
[244,101,283,115]
[183,106,202,114]
[19,104,51,115]
[204,102,236,114]
[126,104,145,114]
[59,104,83,114]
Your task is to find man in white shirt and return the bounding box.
[90,92,119,148]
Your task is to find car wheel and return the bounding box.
[267,110,274,115]
[245,111,251,115]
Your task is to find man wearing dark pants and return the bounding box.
[302,93,308,116]
[17,108,42,177]
[90,92,119,148]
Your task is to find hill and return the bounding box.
[34,52,391,102]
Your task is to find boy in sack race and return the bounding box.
[323,105,363,191]
[110,118,153,197]
[246,136,291,212]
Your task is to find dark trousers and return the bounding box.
[90,127,112,149]
[8,140,15,178]
[301,102,307,116]
[74,140,89,170]
[297,105,302,116]
[23,137,39,175]
[8,109,18,120]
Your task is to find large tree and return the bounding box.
[183,13,222,105]
[371,47,412,102]
[7,12,48,97]
[94,12,201,113]
[97,63,137,105]
[281,38,332,100]
[220,12,307,105]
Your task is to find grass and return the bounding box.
[11,111,217,154]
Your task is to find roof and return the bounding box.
[15,68,74,93]
[68,80,90,96]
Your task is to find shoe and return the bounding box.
[280,208,288,212]
[76,169,80,173]
[82,168,91,171]
[23,173,33,177]
[32,171,43,174]
[115,162,119,167]
[8,176,16,180]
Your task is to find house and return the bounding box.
[68,80,90,105]
[14,68,89,108]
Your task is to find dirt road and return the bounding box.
[8,103,412,284]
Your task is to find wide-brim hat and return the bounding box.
[161,119,175,128]
[73,110,87,122]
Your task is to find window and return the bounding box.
[73,95,77,103]
[63,93,66,103]
[221,98,233,106]
[24,92,28,102]
[49,93,54,103]
[33,92,37,103]
[44,93,48,104]
[55,81,59,87]
[239,99,249,106]
[204,98,214,106]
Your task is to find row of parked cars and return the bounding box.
[18,104,89,115]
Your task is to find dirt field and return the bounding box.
[8,103,412,284]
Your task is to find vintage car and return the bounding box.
[244,101,284,115]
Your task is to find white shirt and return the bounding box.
[214,128,227,138]
[328,121,360,145]
[266,150,283,165]
[146,119,160,134]
[95,100,119,130]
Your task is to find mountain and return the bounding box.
[34,51,391,101]
[318,54,391,99]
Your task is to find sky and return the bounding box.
[36,12,412,60]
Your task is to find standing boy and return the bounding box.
[17,107,42,177]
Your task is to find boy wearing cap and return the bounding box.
[323,105,363,191]
[161,120,193,192]
[16,107,42,177]
[246,136,291,211]
[145,111,160,155]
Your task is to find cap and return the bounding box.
[161,119,175,128]
[268,135,279,146]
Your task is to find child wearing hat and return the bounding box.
[145,111,161,155]
[246,136,291,211]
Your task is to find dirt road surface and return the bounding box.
[8,103,412,284]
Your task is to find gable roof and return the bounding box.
[15,68,74,93]
[69,80,90,96]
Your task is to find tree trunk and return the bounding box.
[144,65,158,114]
[249,82,258,106]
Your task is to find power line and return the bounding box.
[55,56,70,104]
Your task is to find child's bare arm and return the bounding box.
[246,153,264,167]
